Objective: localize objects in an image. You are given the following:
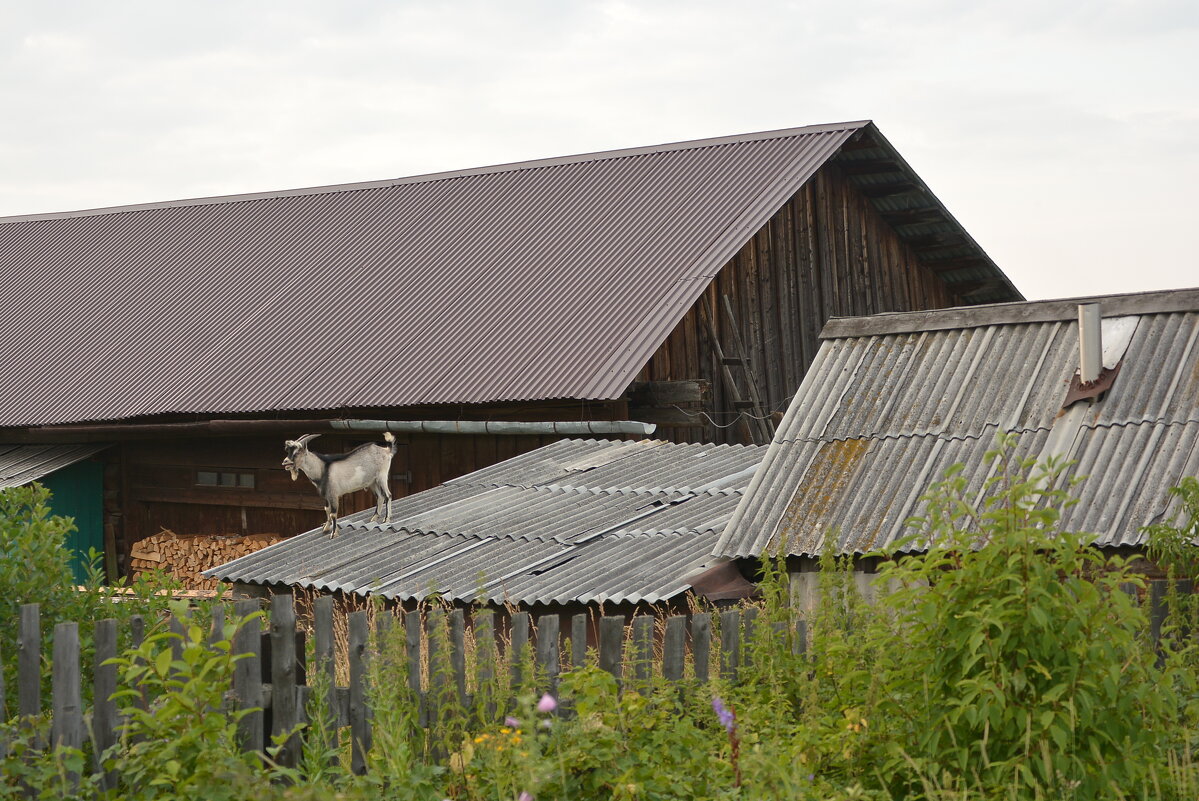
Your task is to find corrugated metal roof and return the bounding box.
[0,443,107,489]
[0,121,1017,428]
[207,438,763,606]
[716,289,1199,557]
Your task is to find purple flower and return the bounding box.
[711,696,736,734]
[537,693,557,713]
[505,716,521,728]
[519,793,534,801]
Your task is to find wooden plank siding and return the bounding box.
[637,161,960,445]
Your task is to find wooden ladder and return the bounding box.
[700,295,776,445]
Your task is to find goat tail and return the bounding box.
[383,431,397,453]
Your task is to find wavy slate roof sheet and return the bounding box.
[0,443,107,489]
[207,438,763,605]
[716,288,1199,558]
[0,120,1017,428]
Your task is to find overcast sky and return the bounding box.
[2,1,1195,300]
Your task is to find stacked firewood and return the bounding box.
[129,529,284,591]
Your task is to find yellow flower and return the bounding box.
[500,727,511,734]
[473,736,485,744]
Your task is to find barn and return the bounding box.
[0,120,1020,580]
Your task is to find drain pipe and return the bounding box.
[10,418,657,442]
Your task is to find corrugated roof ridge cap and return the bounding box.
[0,121,872,226]
[770,426,1050,447]
[821,288,1199,340]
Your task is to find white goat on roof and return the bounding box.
[282,432,397,537]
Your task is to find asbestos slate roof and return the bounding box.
[0,120,1017,428]
[715,288,1199,558]
[0,443,107,489]
[208,438,764,606]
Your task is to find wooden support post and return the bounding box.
[93,618,120,791]
[232,599,264,754]
[663,616,686,682]
[348,610,370,775]
[270,595,299,768]
[51,622,83,790]
[794,619,808,657]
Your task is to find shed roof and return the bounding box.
[0,444,107,489]
[715,287,1199,558]
[0,121,1017,428]
[207,437,764,606]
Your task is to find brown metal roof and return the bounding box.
[0,120,1011,427]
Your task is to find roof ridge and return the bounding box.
[0,121,872,225]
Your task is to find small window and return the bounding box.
[196,470,255,489]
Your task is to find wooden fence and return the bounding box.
[3,579,1187,790]
[2,594,807,786]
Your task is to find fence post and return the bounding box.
[692,614,711,683]
[51,622,83,790]
[232,599,264,754]
[208,604,226,648]
[663,616,686,682]
[348,609,370,775]
[93,618,120,791]
[536,614,561,696]
[426,607,445,734]
[598,616,624,688]
[741,608,758,669]
[720,609,741,680]
[794,618,808,657]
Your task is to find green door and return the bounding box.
[41,460,105,584]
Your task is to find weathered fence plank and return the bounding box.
[313,595,339,753]
[426,608,445,731]
[794,618,808,657]
[348,610,370,775]
[631,615,654,690]
[692,614,711,683]
[51,622,83,790]
[18,604,40,720]
[473,609,496,722]
[571,613,588,669]
[232,599,264,754]
[742,607,758,669]
[598,616,623,684]
[510,612,530,690]
[449,609,468,707]
[271,595,299,768]
[93,618,119,791]
[536,614,560,695]
[663,616,686,681]
[720,610,741,680]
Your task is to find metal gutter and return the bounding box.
[7,418,656,442]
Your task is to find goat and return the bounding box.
[282,432,397,537]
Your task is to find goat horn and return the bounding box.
[294,433,322,447]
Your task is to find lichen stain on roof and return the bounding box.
[773,437,870,554]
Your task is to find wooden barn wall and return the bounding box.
[112,430,563,574]
[638,161,961,445]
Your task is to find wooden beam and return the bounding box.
[131,486,325,510]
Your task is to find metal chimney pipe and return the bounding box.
[1078,303,1102,383]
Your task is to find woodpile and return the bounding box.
[129,529,284,591]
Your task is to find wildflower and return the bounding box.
[505,715,521,728]
[519,793,534,801]
[500,727,512,734]
[537,692,557,713]
[711,696,736,734]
